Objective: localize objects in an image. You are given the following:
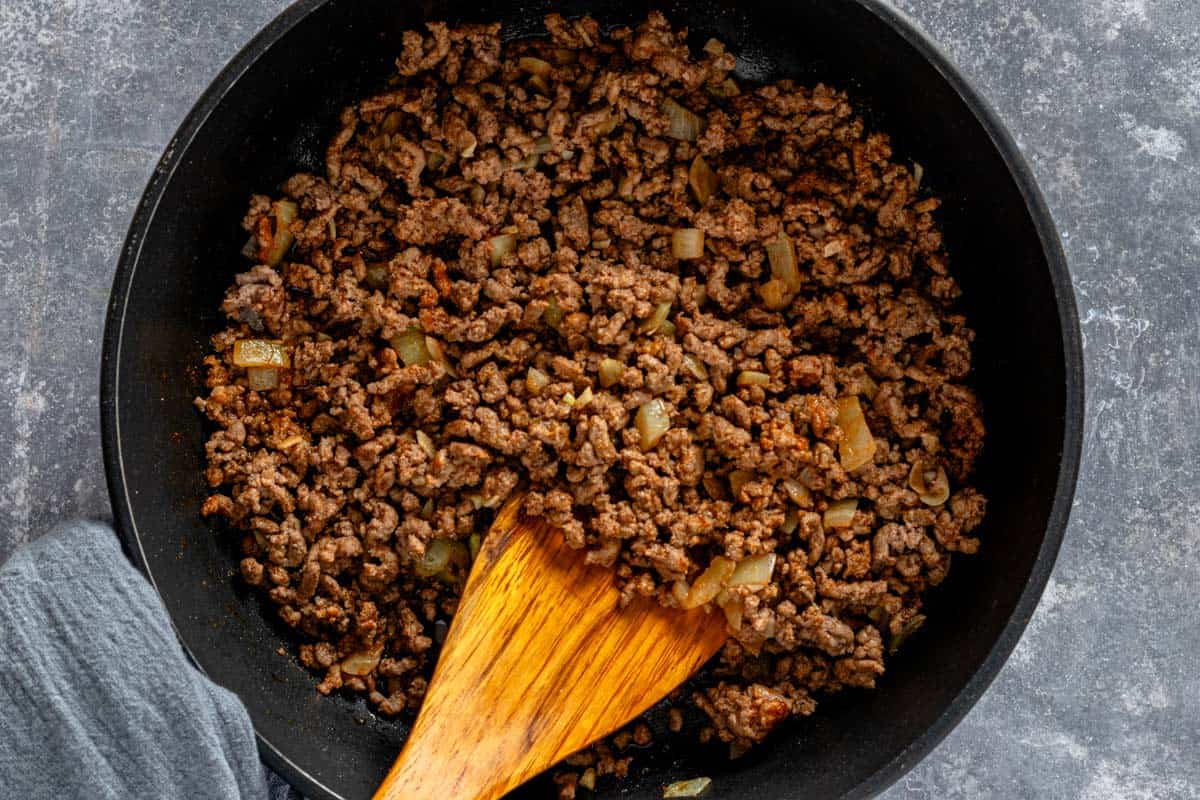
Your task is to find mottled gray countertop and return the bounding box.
[1,1,1197,797]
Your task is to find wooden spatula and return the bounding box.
[372,496,728,800]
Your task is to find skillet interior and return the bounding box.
[101,1,1083,798]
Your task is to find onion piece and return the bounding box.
[544,295,563,330]
[415,538,454,577]
[365,263,389,289]
[639,302,672,334]
[468,533,482,561]
[233,339,291,368]
[729,553,776,587]
[728,470,753,499]
[672,228,705,260]
[766,234,801,292]
[424,336,456,377]
[737,370,770,388]
[672,579,691,607]
[636,399,671,450]
[526,367,550,395]
[707,78,740,98]
[824,498,858,529]
[277,434,305,450]
[781,478,811,506]
[909,459,950,506]
[889,614,926,653]
[598,358,624,388]
[390,328,432,367]
[527,74,551,96]
[415,430,436,459]
[575,386,594,408]
[758,278,791,311]
[246,367,279,391]
[664,777,713,798]
[662,98,704,142]
[260,200,298,266]
[717,590,742,631]
[779,507,800,535]
[688,155,719,205]
[532,136,554,155]
[682,355,708,380]
[836,396,877,471]
[339,645,383,677]
[489,234,516,266]
[518,56,552,77]
[682,557,735,609]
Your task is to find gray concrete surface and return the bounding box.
[1,1,1197,797]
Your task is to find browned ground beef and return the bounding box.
[196,12,986,792]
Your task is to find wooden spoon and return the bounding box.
[372,497,728,800]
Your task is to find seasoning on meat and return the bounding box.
[196,11,987,791]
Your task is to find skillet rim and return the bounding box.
[99,2,1085,797]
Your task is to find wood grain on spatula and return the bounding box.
[372,497,728,800]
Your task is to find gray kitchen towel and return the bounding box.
[0,520,299,800]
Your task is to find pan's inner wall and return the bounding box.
[110,1,1069,798]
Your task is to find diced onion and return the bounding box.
[836,396,877,471]
[664,777,713,798]
[544,295,564,330]
[913,162,924,188]
[682,556,735,609]
[781,478,811,506]
[598,358,624,388]
[415,430,436,459]
[526,367,550,395]
[758,278,791,311]
[518,56,552,77]
[489,234,516,266]
[277,435,305,450]
[662,98,704,142]
[636,399,671,450]
[717,590,742,631]
[639,302,672,334]
[340,645,383,677]
[728,470,753,499]
[672,579,691,607]
[261,200,298,266]
[415,538,454,577]
[532,136,554,155]
[707,78,740,98]
[889,614,926,653]
[729,553,776,587]
[424,336,456,377]
[659,320,677,339]
[779,507,799,535]
[233,339,291,368]
[365,263,389,289]
[390,328,432,367]
[468,533,482,560]
[672,228,705,260]
[246,367,279,391]
[824,498,858,529]
[527,74,551,96]
[575,386,594,408]
[682,355,708,380]
[688,155,719,205]
[737,370,770,387]
[909,459,950,506]
[766,234,801,292]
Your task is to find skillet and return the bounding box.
[101,1,1084,797]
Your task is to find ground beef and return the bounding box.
[197,12,987,793]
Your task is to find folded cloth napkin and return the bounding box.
[0,520,300,800]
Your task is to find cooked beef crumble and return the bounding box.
[196,11,986,787]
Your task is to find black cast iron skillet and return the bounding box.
[101,1,1083,798]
